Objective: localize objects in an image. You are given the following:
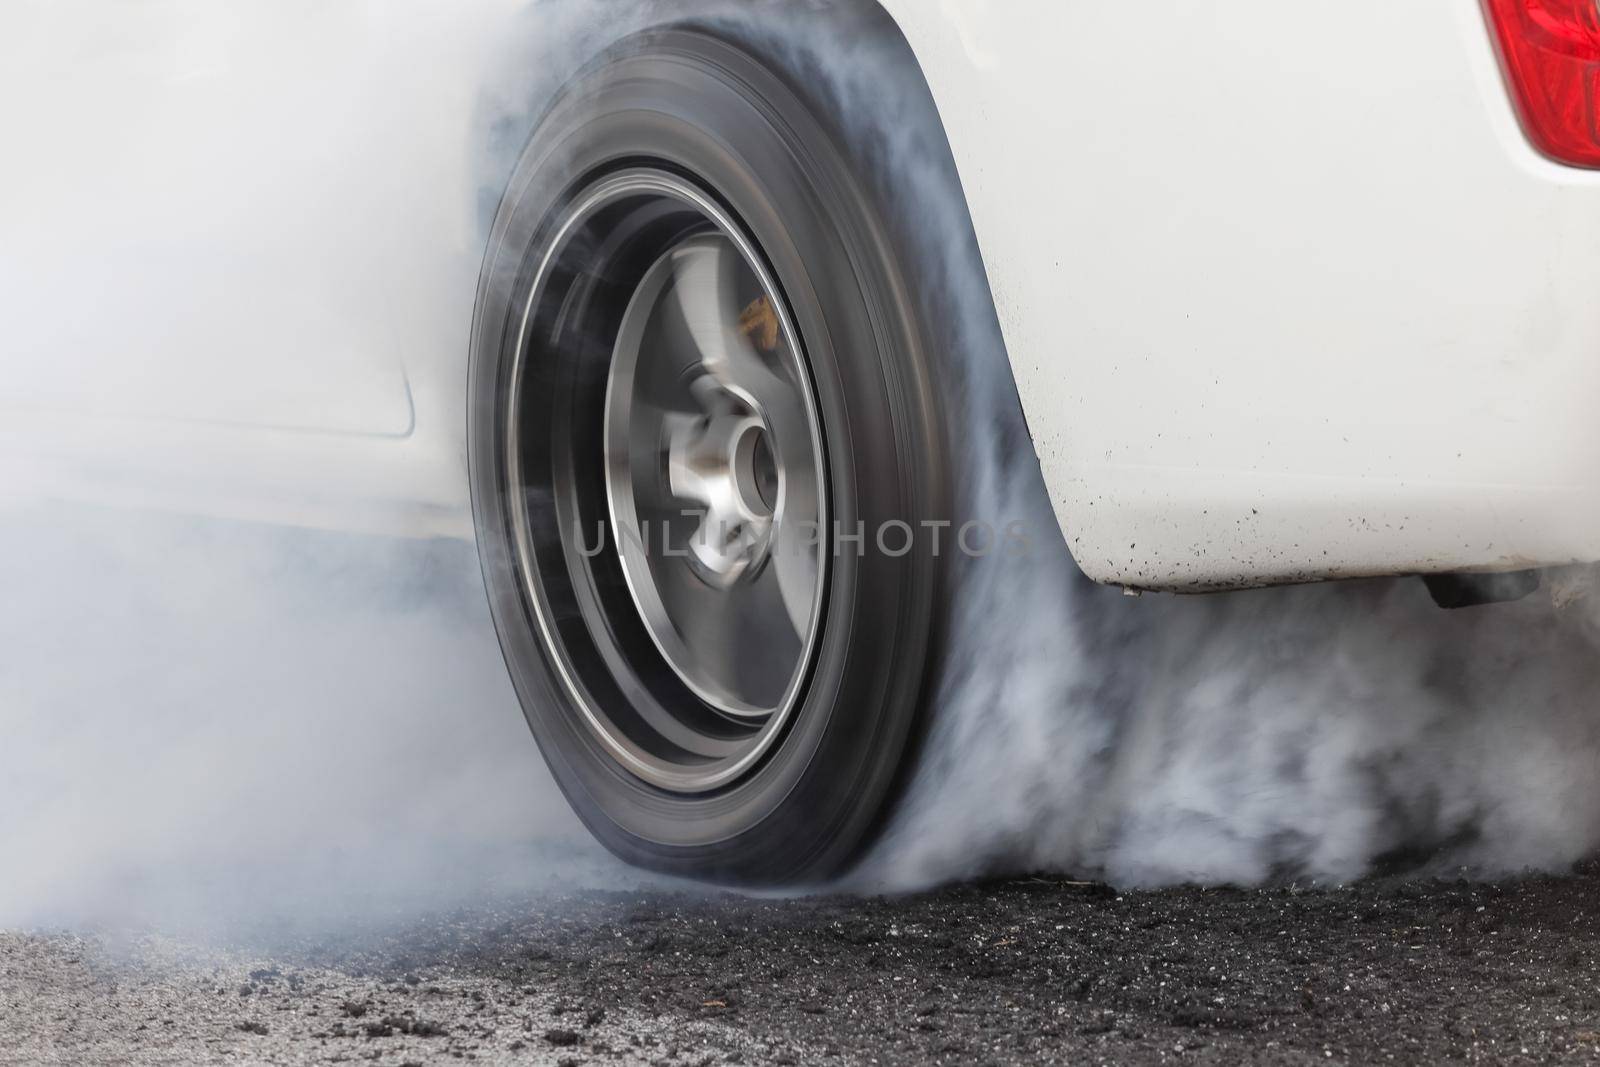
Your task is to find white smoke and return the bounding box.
[0,504,620,933]
[5,0,1597,938]
[871,497,1600,887]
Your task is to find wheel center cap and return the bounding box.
[666,399,779,587]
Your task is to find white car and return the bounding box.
[11,0,1599,883]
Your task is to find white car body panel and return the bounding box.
[881,0,1600,589]
[8,1,1599,591]
[0,2,477,538]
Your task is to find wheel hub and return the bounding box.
[665,395,777,587]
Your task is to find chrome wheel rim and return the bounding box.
[505,170,828,792]
[605,231,826,718]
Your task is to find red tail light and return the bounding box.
[1483,0,1600,167]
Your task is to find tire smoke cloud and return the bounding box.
[6,0,1598,940]
[868,489,1600,888]
[0,506,616,933]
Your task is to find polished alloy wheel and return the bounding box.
[503,172,827,792]
[606,225,826,720]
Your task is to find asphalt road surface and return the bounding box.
[8,865,1600,1065]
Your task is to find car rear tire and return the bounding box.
[469,25,950,884]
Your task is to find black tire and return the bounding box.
[469,23,950,884]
